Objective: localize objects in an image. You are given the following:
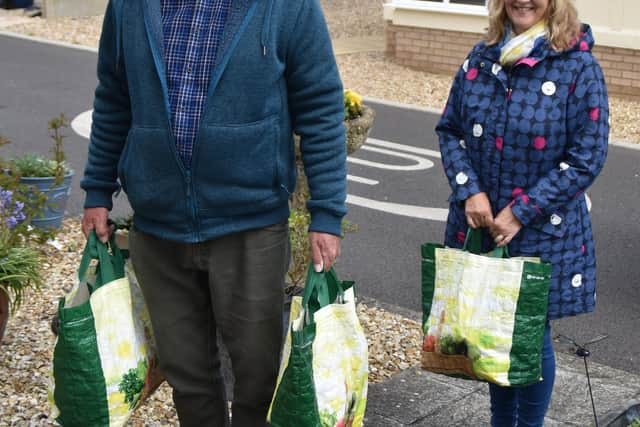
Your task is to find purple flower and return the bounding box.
[0,189,12,210]
[0,187,25,229]
[5,216,18,229]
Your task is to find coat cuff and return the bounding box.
[449,172,483,204]
[84,190,114,211]
[308,210,344,237]
[510,195,540,227]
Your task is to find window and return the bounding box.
[419,0,487,5]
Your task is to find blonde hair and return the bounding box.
[486,0,582,51]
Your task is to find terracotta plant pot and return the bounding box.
[0,289,9,346]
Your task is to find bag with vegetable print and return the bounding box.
[48,230,162,426]
[421,229,551,386]
[268,265,368,427]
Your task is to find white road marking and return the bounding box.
[366,138,441,159]
[348,145,434,171]
[347,175,379,185]
[71,109,92,139]
[346,195,448,221]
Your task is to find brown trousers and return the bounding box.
[129,222,289,427]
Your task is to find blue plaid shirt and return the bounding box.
[161,0,231,166]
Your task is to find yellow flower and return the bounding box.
[344,89,363,120]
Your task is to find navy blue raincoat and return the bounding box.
[437,25,609,320]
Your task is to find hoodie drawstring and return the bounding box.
[261,0,274,56]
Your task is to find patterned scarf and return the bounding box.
[499,21,546,65]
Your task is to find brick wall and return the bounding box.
[592,45,640,99]
[386,24,640,100]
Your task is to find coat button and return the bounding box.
[550,214,562,226]
[480,62,486,68]
[559,162,570,170]
[542,81,556,96]
[473,123,483,137]
[455,172,469,185]
[571,274,583,288]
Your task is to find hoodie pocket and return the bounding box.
[194,115,283,215]
[118,127,187,222]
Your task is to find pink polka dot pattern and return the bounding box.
[466,68,478,80]
[533,136,547,150]
[496,136,504,151]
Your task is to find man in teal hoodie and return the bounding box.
[80,0,347,425]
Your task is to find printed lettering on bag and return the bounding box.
[526,274,546,280]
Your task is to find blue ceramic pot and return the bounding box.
[20,171,74,230]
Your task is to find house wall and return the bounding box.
[384,0,640,100]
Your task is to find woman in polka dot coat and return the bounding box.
[436,0,609,425]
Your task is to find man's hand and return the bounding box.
[309,232,341,272]
[82,207,113,243]
[464,192,493,229]
[490,205,523,247]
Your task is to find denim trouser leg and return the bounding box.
[489,323,556,427]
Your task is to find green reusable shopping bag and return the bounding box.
[421,229,551,386]
[48,231,158,427]
[268,266,368,427]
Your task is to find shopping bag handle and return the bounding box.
[490,246,510,258]
[463,229,511,258]
[78,230,125,290]
[301,264,346,319]
[462,229,483,254]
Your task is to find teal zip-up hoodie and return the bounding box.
[81,0,347,242]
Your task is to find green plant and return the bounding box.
[0,136,57,243]
[118,360,147,409]
[9,113,71,184]
[48,113,69,185]
[0,186,43,313]
[628,417,640,427]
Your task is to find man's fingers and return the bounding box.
[309,232,341,272]
[82,207,110,242]
[322,246,340,271]
[311,240,324,272]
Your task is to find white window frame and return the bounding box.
[388,0,488,17]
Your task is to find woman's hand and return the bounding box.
[464,192,493,229]
[490,206,523,247]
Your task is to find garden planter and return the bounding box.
[20,171,74,229]
[0,289,9,346]
[345,104,376,155]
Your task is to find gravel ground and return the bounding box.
[0,219,422,425]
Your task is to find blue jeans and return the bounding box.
[489,323,556,427]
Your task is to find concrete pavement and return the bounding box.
[365,336,640,426]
